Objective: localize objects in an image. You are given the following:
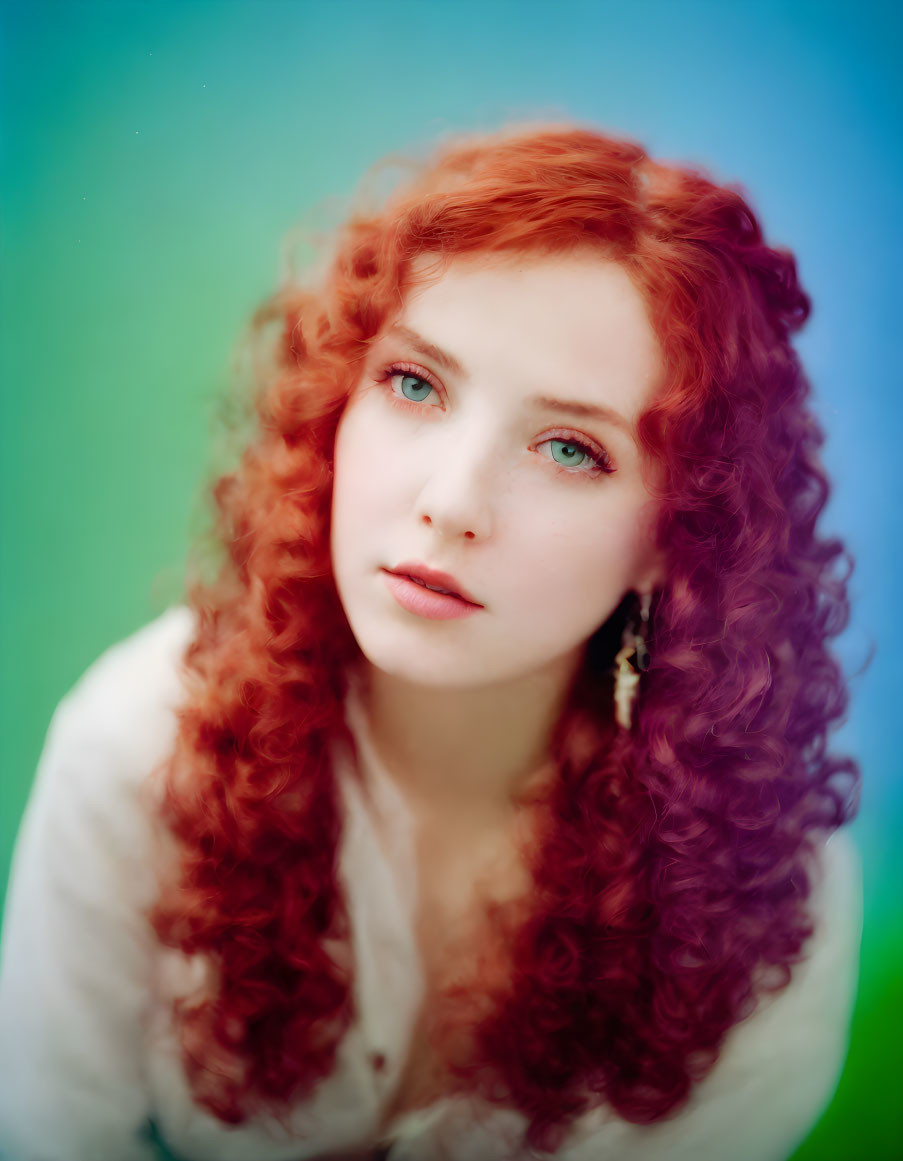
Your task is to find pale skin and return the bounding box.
[330,250,667,833]
[330,250,670,1122]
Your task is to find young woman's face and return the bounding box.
[330,250,666,690]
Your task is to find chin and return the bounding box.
[351,636,480,689]
[362,649,479,689]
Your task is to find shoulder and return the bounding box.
[0,607,199,1161]
[676,827,863,1157]
[789,827,863,1031]
[808,827,863,956]
[4,606,201,950]
[23,606,199,852]
[49,604,198,775]
[706,829,862,1092]
[57,603,198,726]
[556,828,863,1161]
[791,827,863,1037]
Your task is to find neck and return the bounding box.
[354,649,585,821]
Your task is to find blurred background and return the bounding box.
[1,2,900,1157]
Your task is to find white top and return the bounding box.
[0,606,863,1161]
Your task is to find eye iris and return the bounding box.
[552,439,588,467]
[400,374,432,402]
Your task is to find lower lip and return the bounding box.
[381,571,483,620]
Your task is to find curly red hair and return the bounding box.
[147,123,861,1153]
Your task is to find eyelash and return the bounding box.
[375,362,616,480]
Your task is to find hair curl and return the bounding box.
[146,122,861,1154]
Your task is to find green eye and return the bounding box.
[550,439,592,468]
[538,435,612,477]
[398,374,433,402]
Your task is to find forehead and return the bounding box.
[394,251,664,418]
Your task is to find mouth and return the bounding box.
[385,562,482,607]
[380,570,484,620]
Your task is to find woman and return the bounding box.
[0,123,862,1161]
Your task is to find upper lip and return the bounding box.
[385,561,482,606]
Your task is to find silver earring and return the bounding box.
[613,591,652,730]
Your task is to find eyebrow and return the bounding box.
[384,323,636,439]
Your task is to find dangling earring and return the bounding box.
[613,591,652,731]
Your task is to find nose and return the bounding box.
[414,436,497,542]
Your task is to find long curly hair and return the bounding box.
[146,123,861,1154]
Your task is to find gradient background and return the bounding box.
[1,1,900,1158]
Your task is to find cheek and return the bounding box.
[333,407,385,516]
[509,501,650,610]
[337,395,402,474]
[332,423,369,560]
[334,400,437,539]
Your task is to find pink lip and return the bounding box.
[381,571,483,620]
[387,561,482,606]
